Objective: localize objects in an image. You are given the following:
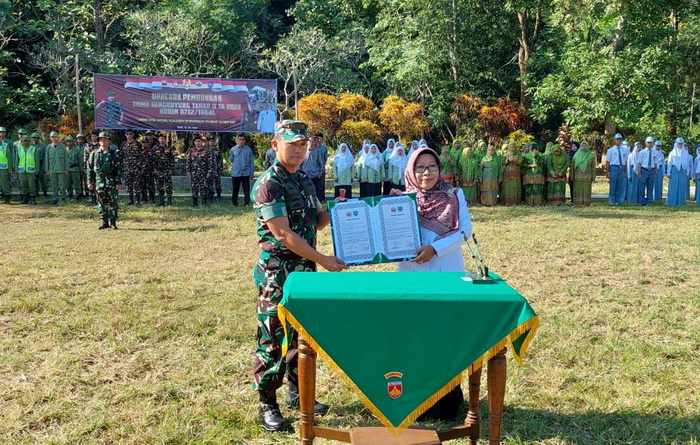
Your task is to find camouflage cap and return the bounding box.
[49,131,60,137]
[98,131,112,139]
[21,135,30,141]
[274,120,308,142]
[0,127,6,132]
[31,132,41,138]
[65,136,74,142]
[18,128,27,134]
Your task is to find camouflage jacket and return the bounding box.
[88,147,123,189]
[252,161,321,262]
[186,147,213,177]
[153,144,175,173]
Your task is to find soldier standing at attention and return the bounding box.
[31,132,48,198]
[17,135,38,204]
[208,135,223,201]
[154,133,175,206]
[65,136,83,200]
[45,131,68,204]
[252,120,347,432]
[84,130,100,205]
[0,126,14,203]
[121,130,143,205]
[186,134,212,207]
[144,131,158,203]
[76,134,88,199]
[87,132,123,229]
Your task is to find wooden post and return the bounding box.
[75,52,82,134]
[487,349,507,445]
[298,337,316,445]
[466,367,482,445]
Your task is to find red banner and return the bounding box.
[93,74,278,133]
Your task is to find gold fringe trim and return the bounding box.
[279,305,539,433]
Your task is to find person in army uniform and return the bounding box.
[45,131,68,204]
[76,134,88,198]
[96,92,124,127]
[83,130,100,205]
[87,132,123,229]
[121,130,143,205]
[65,136,83,200]
[17,135,38,204]
[0,126,14,203]
[251,120,347,432]
[143,131,158,203]
[186,134,212,207]
[14,128,27,150]
[30,132,48,198]
[154,133,175,206]
[208,135,223,200]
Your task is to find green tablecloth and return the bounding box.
[279,271,538,430]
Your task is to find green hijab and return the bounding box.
[550,144,568,173]
[573,141,594,172]
[460,147,478,179]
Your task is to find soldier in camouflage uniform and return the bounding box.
[252,120,347,432]
[154,133,175,206]
[208,135,223,200]
[121,130,143,205]
[83,130,100,205]
[87,132,123,229]
[143,131,158,203]
[186,134,212,207]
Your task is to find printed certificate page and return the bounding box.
[329,200,377,265]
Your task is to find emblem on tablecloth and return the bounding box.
[385,371,403,399]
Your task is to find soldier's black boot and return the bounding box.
[192,197,198,207]
[110,219,118,230]
[167,195,173,206]
[98,217,110,230]
[258,391,287,432]
[30,196,37,205]
[43,191,48,198]
[202,195,208,206]
[127,193,134,205]
[91,195,97,205]
[284,382,329,415]
[159,195,165,207]
[3,195,10,204]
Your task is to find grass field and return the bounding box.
[1,197,699,444]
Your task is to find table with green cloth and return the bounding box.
[279,271,539,444]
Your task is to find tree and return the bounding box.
[378,95,430,142]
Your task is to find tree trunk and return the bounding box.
[448,0,459,87]
[517,11,531,111]
[94,0,105,52]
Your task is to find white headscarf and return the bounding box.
[389,144,408,179]
[333,143,354,174]
[407,140,419,159]
[356,143,370,167]
[668,137,685,171]
[362,144,382,172]
[418,138,428,148]
[384,138,396,161]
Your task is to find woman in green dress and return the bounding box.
[501,142,522,205]
[522,145,545,205]
[364,144,383,196]
[440,142,457,186]
[333,142,355,199]
[479,146,501,206]
[545,144,568,205]
[571,141,596,206]
[458,146,479,205]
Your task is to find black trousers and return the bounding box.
[382,180,392,195]
[232,176,251,205]
[367,182,381,197]
[334,185,352,200]
[390,182,405,192]
[311,176,325,202]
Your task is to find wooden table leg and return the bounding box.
[466,367,482,445]
[299,337,316,445]
[487,349,507,445]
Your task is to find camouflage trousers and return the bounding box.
[155,172,173,196]
[253,255,316,392]
[97,186,119,220]
[190,173,207,199]
[213,174,222,196]
[124,166,139,197]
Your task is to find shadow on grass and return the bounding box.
[122,224,218,232]
[298,403,700,444]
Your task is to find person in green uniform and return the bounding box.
[458,145,479,205]
[87,132,123,229]
[356,143,370,197]
[332,142,355,199]
[363,144,383,196]
[30,132,48,198]
[479,146,501,206]
[522,145,545,205]
[17,136,38,204]
[571,141,596,206]
[0,126,13,203]
[440,142,457,186]
[252,120,347,432]
[13,128,27,150]
[501,142,522,205]
[45,131,68,204]
[388,143,408,191]
[546,144,568,205]
[65,136,83,200]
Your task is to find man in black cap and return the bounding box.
[121,130,143,205]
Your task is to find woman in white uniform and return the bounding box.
[392,146,473,420]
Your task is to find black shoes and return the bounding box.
[192,197,199,207]
[110,219,118,230]
[167,196,173,206]
[98,218,110,230]
[285,384,330,416]
[259,392,287,432]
